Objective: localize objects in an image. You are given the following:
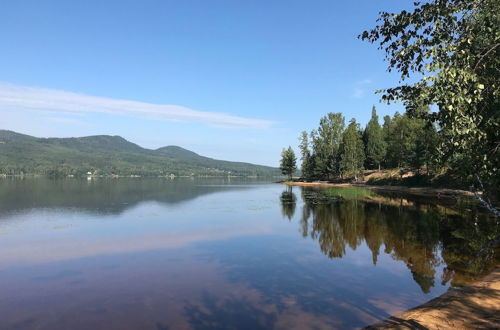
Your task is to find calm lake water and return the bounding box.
[0,178,497,329]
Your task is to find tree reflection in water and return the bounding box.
[280,186,297,221]
[279,186,499,292]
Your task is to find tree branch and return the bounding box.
[473,175,500,217]
[473,42,500,72]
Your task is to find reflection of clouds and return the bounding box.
[274,306,343,330]
[184,289,347,330]
[0,252,242,329]
[2,182,488,329]
[0,225,272,269]
[367,290,425,318]
[194,236,425,328]
[0,246,373,330]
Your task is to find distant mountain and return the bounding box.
[156,145,206,160]
[0,130,279,177]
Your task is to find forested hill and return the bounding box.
[0,130,279,177]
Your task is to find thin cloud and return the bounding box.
[0,83,272,129]
[46,116,88,126]
[352,88,365,99]
[351,78,372,99]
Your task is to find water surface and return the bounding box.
[0,178,497,329]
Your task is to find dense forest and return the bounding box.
[281,0,498,207]
[283,106,440,184]
[280,106,450,190]
[0,130,280,177]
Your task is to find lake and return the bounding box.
[0,178,497,329]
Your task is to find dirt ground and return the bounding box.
[364,268,500,329]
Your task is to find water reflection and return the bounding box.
[0,179,497,329]
[184,291,278,330]
[193,235,402,329]
[279,186,499,290]
[0,178,272,268]
[0,177,258,217]
[280,186,297,221]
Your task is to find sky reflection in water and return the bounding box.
[0,178,496,329]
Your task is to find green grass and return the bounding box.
[324,186,377,200]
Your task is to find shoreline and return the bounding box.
[279,181,475,200]
[0,174,280,179]
[365,268,500,329]
[283,180,499,328]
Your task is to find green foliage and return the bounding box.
[384,112,426,169]
[279,146,297,179]
[0,130,279,177]
[290,108,439,182]
[363,106,386,170]
[361,0,499,198]
[298,131,314,180]
[340,119,365,180]
[415,122,440,174]
[311,113,345,178]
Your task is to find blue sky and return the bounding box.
[0,0,411,166]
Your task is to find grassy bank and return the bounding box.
[278,168,485,202]
[280,180,475,201]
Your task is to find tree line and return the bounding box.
[280,106,439,182]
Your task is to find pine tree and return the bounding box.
[340,119,365,181]
[363,106,386,170]
[298,131,313,180]
[381,115,392,169]
[280,146,297,180]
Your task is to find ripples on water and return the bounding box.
[0,178,497,329]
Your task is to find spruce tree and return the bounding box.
[363,106,386,170]
[298,131,312,180]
